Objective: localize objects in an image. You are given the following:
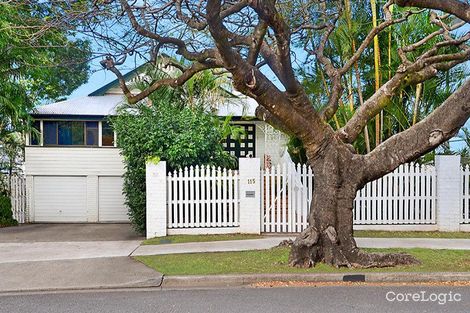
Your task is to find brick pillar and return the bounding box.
[239,158,262,234]
[435,155,461,231]
[146,161,167,239]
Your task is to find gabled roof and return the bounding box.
[88,64,146,96]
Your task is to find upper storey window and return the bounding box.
[31,120,114,147]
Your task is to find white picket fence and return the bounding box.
[147,156,470,238]
[2,175,28,223]
[262,163,437,233]
[167,165,239,229]
[354,164,436,225]
[461,166,470,224]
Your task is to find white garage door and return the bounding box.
[98,176,129,222]
[34,176,87,222]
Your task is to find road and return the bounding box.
[1,286,469,313]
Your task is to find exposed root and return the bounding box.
[349,250,421,268]
[278,239,293,247]
[288,225,421,269]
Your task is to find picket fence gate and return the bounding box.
[167,165,240,229]
[262,163,313,233]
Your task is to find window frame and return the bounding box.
[29,118,117,148]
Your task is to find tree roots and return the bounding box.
[288,226,421,269]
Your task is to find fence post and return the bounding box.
[238,158,261,234]
[146,160,167,239]
[435,155,461,231]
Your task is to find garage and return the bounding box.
[98,176,128,222]
[33,176,87,222]
[25,148,129,223]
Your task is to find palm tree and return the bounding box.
[294,3,468,160]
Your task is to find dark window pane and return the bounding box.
[86,122,98,146]
[43,121,57,145]
[71,122,84,145]
[31,121,41,145]
[102,121,114,146]
[58,122,84,145]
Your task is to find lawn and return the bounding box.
[354,230,470,239]
[135,247,470,275]
[143,233,263,245]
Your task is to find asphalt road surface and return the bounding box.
[1,286,469,313]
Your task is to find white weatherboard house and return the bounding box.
[25,70,288,223]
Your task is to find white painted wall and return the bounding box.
[25,147,125,176]
[25,147,128,223]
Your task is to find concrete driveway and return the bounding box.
[0,223,143,243]
[0,224,144,263]
[0,224,161,293]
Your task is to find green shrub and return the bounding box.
[111,103,236,234]
[0,193,18,227]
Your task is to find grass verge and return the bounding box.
[135,247,470,275]
[354,231,470,239]
[143,233,263,245]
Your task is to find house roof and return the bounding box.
[31,95,124,117]
[32,94,258,118]
[32,61,259,119]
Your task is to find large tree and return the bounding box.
[67,0,470,268]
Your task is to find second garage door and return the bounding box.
[98,176,129,222]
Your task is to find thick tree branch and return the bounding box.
[339,20,470,143]
[362,79,470,183]
[247,21,268,65]
[206,0,332,157]
[395,0,470,23]
[249,0,302,94]
[105,60,214,104]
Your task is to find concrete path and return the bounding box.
[0,257,162,293]
[132,237,470,256]
[356,237,470,250]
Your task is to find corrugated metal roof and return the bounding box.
[31,94,258,118]
[32,95,125,116]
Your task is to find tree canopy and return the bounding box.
[0,1,91,191]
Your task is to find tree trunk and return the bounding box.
[288,142,420,268]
